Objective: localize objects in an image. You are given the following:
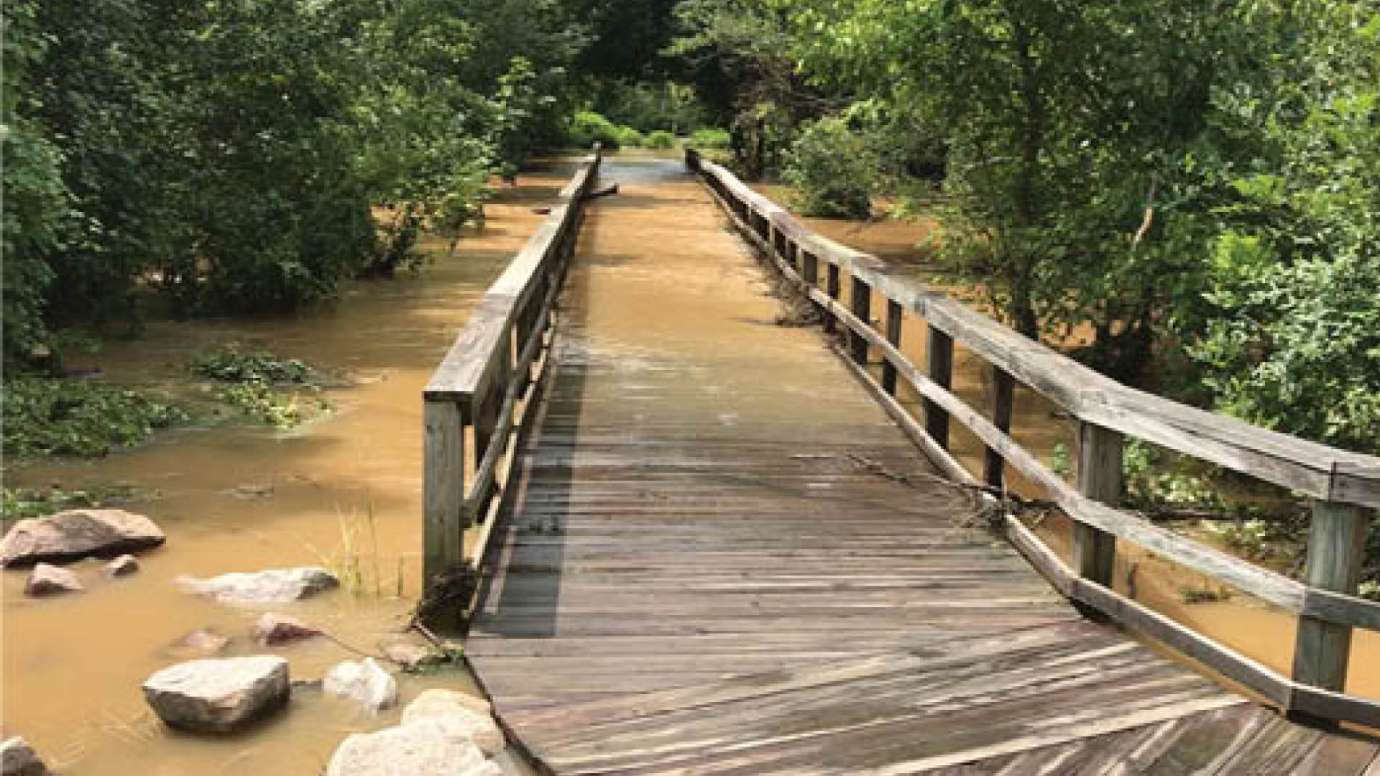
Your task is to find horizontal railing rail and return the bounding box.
[422,146,602,593]
[685,147,1380,729]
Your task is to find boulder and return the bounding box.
[24,563,83,597]
[323,658,397,713]
[177,567,338,604]
[168,628,232,658]
[325,722,500,776]
[380,639,442,670]
[0,509,165,567]
[252,613,322,646]
[105,554,140,577]
[142,656,290,733]
[0,737,49,776]
[401,690,504,756]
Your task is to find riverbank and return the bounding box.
[1,166,573,774]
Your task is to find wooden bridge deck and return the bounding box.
[464,158,1380,775]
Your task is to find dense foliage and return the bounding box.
[1,377,187,457]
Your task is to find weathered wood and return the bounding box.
[423,399,465,582]
[849,276,871,365]
[1074,422,1122,588]
[825,263,841,334]
[925,324,953,450]
[984,367,1015,488]
[883,299,902,395]
[1293,501,1371,694]
[690,158,1380,510]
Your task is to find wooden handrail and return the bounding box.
[686,146,1380,728]
[423,146,603,589]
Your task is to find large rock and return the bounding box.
[142,656,290,733]
[401,690,504,756]
[325,722,500,776]
[178,567,338,604]
[252,613,322,645]
[323,658,398,713]
[0,509,165,567]
[24,563,83,597]
[0,737,49,776]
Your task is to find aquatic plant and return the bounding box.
[1,376,187,458]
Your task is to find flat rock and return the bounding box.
[0,509,165,567]
[168,628,232,658]
[24,563,83,597]
[178,566,338,604]
[325,721,500,776]
[253,613,322,645]
[142,656,289,733]
[323,658,397,713]
[380,639,443,670]
[0,737,49,776]
[105,554,140,577]
[401,690,503,756]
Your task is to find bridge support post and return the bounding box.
[1291,501,1369,714]
[849,278,871,365]
[423,399,466,585]
[984,368,1015,488]
[882,300,902,395]
[1073,422,1121,592]
[825,265,841,334]
[924,325,953,450]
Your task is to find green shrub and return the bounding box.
[568,111,623,148]
[189,345,311,384]
[2,377,188,458]
[188,345,328,429]
[689,127,730,149]
[614,125,645,148]
[645,130,676,149]
[782,117,878,219]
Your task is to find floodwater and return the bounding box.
[0,168,572,773]
[758,186,1380,706]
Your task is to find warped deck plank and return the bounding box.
[465,158,1380,774]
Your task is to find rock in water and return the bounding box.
[142,656,290,733]
[0,509,165,567]
[401,690,504,756]
[379,639,442,670]
[323,658,398,713]
[0,737,49,776]
[177,567,338,604]
[105,554,140,577]
[325,722,500,776]
[252,613,322,645]
[24,563,83,597]
[168,629,232,658]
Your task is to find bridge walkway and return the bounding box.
[464,157,1379,774]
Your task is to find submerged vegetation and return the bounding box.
[189,345,331,429]
[1,377,188,458]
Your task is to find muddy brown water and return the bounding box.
[0,168,578,773]
[753,183,1380,708]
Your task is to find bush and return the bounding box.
[783,116,878,219]
[2,377,188,458]
[568,111,623,148]
[613,125,645,148]
[689,127,731,149]
[645,130,676,149]
[189,346,312,384]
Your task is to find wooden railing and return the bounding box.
[685,148,1380,728]
[422,146,602,589]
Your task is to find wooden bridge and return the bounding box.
[421,148,1380,774]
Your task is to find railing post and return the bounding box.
[1292,501,1369,703]
[924,325,952,449]
[984,368,1015,487]
[825,264,841,334]
[1074,422,1122,588]
[849,278,871,365]
[802,252,818,286]
[423,399,465,583]
[882,300,902,394]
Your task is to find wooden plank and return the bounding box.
[1293,501,1370,694]
[849,276,871,365]
[926,324,954,450]
[1074,422,1122,588]
[985,366,1015,487]
[883,299,902,395]
[422,399,465,582]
